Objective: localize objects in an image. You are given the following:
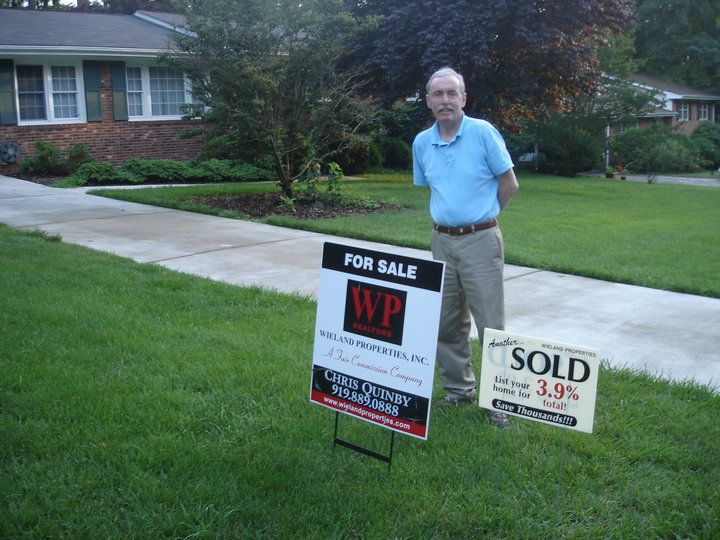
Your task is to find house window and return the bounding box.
[16,65,46,121]
[149,67,186,116]
[677,102,689,122]
[51,66,78,119]
[14,63,83,124]
[698,102,709,121]
[126,67,144,117]
[125,65,193,120]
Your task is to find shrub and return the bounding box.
[72,162,120,184]
[20,140,67,176]
[332,135,374,176]
[118,158,275,184]
[382,137,412,169]
[296,159,345,204]
[200,134,242,160]
[323,162,344,203]
[367,142,384,170]
[20,141,96,176]
[65,144,95,173]
[121,158,195,182]
[195,159,275,182]
[60,162,143,186]
[612,126,700,173]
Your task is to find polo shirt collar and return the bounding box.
[431,113,467,146]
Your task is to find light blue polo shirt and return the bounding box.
[412,114,514,227]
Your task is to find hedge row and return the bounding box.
[60,158,276,187]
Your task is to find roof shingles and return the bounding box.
[0,9,182,52]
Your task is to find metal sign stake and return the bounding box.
[333,412,395,468]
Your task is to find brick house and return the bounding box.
[0,8,204,174]
[630,74,720,134]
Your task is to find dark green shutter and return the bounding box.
[83,61,102,122]
[0,59,18,125]
[110,61,128,121]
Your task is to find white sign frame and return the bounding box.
[310,242,444,440]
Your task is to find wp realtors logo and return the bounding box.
[343,280,407,345]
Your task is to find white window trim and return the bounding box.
[14,62,86,126]
[126,65,194,122]
[677,101,689,122]
[698,102,709,121]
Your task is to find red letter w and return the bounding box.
[351,286,383,323]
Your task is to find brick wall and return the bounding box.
[0,62,205,175]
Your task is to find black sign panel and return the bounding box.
[322,242,442,292]
[343,279,407,345]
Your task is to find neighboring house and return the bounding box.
[0,8,203,174]
[629,74,720,134]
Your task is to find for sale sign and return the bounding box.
[310,242,444,440]
[479,329,600,433]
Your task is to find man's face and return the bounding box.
[426,74,466,125]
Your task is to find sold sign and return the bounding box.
[479,329,600,433]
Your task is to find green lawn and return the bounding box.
[92,172,720,298]
[1,226,718,538]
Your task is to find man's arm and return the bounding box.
[497,168,519,210]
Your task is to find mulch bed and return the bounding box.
[13,174,401,219]
[188,192,402,219]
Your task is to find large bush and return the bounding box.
[331,135,379,176]
[533,114,604,177]
[612,126,700,173]
[689,123,720,169]
[381,137,412,169]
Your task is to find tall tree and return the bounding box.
[343,0,634,130]
[2,0,62,8]
[171,0,372,197]
[634,0,720,92]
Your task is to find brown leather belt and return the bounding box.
[433,219,497,235]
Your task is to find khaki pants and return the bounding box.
[431,226,505,399]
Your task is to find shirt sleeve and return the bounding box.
[482,124,514,177]
[412,138,428,186]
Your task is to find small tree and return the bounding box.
[171,0,373,198]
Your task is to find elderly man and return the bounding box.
[412,67,519,428]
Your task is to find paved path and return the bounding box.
[579,171,720,187]
[2,175,719,390]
